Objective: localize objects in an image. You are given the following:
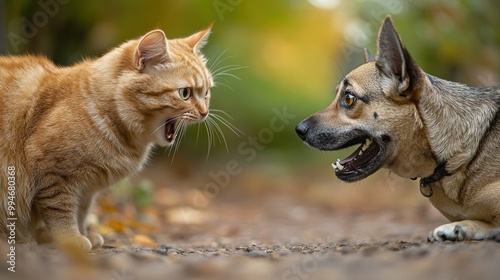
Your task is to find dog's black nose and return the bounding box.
[295,121,309,140]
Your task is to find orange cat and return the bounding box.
[0,26,213,250]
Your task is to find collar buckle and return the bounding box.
[419,162,450,198]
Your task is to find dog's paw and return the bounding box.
[428,223,467,242]
[428,220,496,242]
[487,228,500,242]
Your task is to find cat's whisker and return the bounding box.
[168,118,188,161]
[214,71,243,81]
[213,76,234,90]
[210,111,244,137]
[173,121,187,160]
[210,109,236,120]
[151,124,165,137]
[166,118,181,156]
[213,63,246,71]
[212,65,248,79]
[150,113,185,136]
[209,55,246,93]
[207,49,232,72]
[207,49,227,69]
[212,64,246,76]
[207,117,224,145]
[204,121,213,162]
[215,81,233,90]
[207,118,218,147]
[195,123,202,146]
[166,140,174,157]
[207,116,229,153]
[160,109,240,162]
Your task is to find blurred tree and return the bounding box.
[0,0,6,54]
[1,0,498,163]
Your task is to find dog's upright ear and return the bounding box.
[375,16,421,96]
[364,48,375,63]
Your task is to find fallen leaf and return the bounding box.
[131,234,156,248]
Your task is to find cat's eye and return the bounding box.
[344,92,357,107]
[178,88,191,100]
[205,90,210,98]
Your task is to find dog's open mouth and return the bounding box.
[331,137,383,181]
[164,119,177,143]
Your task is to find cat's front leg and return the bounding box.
[78,192,104,248]
[35,186,92,251]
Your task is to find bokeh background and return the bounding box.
[1,0,499,243]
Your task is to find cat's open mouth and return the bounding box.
[164,119,177,143]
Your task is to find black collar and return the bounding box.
[418,162,450,197]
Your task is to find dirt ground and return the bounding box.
[1,162,500,280]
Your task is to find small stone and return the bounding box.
[339,245,354,254]
[155,244,174,256]
[247,250,268,258]
[207,252,220,257]
[402,247,430,258]
[277,249,292,256]
[362,246,379,256]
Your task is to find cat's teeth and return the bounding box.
[164,120,177,142]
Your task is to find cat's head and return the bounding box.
[117,25,213,147]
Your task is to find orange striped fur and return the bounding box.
[0,26,213,250]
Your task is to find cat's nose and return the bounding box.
[200,111,208,118]
[295,121,309,140]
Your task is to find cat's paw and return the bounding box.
[87,232,104,248]
[56,235,92,251]
[34,227,53,244]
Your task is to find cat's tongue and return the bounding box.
[164,120,176,143]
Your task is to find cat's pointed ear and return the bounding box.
[134,29,169,70]
[185,23,213,53]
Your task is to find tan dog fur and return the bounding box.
[296,16,500,241]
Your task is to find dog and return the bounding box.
[296,16,500,242]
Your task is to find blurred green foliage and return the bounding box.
[2,0,499,166]
[111,179,154,208]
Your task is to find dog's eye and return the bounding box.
[344,92,357,107]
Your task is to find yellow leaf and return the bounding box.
[131,234,156,248]
[105,219,126,233]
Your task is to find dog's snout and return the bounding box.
[295,121,310,140]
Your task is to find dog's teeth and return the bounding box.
[331,163,337,171]
[332,160,344,172]
[333,159,344,171]
[366,138,372,146]
[362,139,372,151]
[358,150,363,156]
